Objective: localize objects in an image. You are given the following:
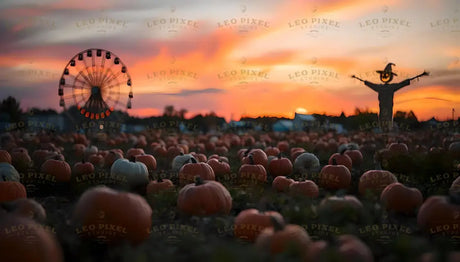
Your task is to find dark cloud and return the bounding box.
[158,87,224,96]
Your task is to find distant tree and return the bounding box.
[163,105,176,117]
[0,96,22,122]
[178,108,188,119]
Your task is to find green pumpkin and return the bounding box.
[110,158,149,189]
[0,163,20,182]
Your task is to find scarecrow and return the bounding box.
[352,63,429,131]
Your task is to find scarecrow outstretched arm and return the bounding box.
[394,71,429,92]
[351,75,365,82]
[408,71,429,81]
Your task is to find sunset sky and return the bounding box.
[0,0,458,121]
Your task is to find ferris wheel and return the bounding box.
[58,48,133,120]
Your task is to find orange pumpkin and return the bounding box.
[3,198,47,223]
[41,157,71,182]
[126,148,145,159]
[336,235,374,262]
[319,159,351,190]
[103,150,124,169]
[0,181,27,203]
[380,182,423,214]
[265,146,281,157]
[179,158,215,186]
[0,150,12,164]
[0,214,63,262]
[241,149,268,168]
[135,154,157,172]
[238,157,267,185]
[344,148,363,167]
[272,176,295,192]
[268,156,293,177]
[359,169,397,197]
[73,160,95,176]
[10,147,32,172]
[417,195,460,237]
[234,209,284,242]
[177,177,232,216]
[328,149,352,172]
[146,177,174,194]
[289,180,319,198]
[255,216,311,257]
[277,141,290,153]
[72,186,152,245]
[207,158,231,177]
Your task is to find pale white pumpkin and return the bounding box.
[171,153,196,172]
[293,152,320,176]
[110,158,149,189]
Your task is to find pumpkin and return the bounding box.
[72,144,86,159]
[146,177,174,194]
[0,150,12,164]
[32,150,59,169]
[178,158,215,186]
[167,146,184,159]
[388,141,409,154]
[2,198,47,223]
[293,152,320,177]
[10,147,32,172]
[272,176,295,192]
[242,149,268,168]
[290,147,306,161]
[0,214,63,262]
[103,150,124,169]
[126,148,145,159]
[417,195,460,237]
[380,182,423,214]
[238,156,267,185]
[265,146,281,157]
[277,141,290,153]
[73,159,95,176]
[335,235,374,262]
[319,195,363,211]
[88,153,104,167]
[110,158,149,191]
[40,157,71,182]
[0,163,20,182]
[72,186,152,245]
[344,148,363,167]
[177,177,232,216]
[0,181,27,202]
[319,159,351,190]
[207,158,231,177]
[328,148,352,172]
[134,154,157,172]
[359,169,398,197]
[234,209,284,242]
[268,156,293,177]
[190,151,207,163]
[152,144,168,158]
[289,180,319,198]
[255,216,311,258]
[215,146,229,156]
[171,153,196,172]
[418,252,460,262]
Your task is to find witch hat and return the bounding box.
[376,63,397,76]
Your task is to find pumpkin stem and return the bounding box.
[2,174,8,181]
[340,147,347,155]
[129,156,136,162]
[190,157,197,164]
[277,152,282,159]
[244,148,252,157]
[54,155,61,160]
[157,173,163,183]
[179,152,184,156]
[194,176,204,186]
[270,216,285,232]
[332,158,337,165]
[248,154,255,165]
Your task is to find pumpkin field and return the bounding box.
[0,128,459,262]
